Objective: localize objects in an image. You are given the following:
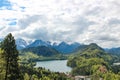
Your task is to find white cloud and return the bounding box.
[0,0,120,48]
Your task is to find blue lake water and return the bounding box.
[35,60,72,73]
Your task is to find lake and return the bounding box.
[35,60,72,73]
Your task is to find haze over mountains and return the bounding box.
[105,47,120,56]
[0,38,81,53]
[0,38,120,55]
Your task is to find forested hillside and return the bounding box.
[67,43,120,79]
[21,46,60,57]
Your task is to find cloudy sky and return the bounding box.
[0,0,120,48]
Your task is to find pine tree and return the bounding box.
[1,33,21,80]
[0,49,6,80]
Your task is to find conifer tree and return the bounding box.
[0,49,6,80]
[1,33,20,80]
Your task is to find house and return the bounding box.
[75,76,91,80]
[75,75,103,80]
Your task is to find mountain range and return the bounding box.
[16,38,28,50]
[0,38,81,54]
[53,42,80,53]
[0,38,120,55]
[105,47,120,55]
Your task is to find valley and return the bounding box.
[0,35,120,80]
[0,0,120,80]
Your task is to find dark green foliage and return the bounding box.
[20,63,71,80]
[19,51,67,64]
[1,33,21,80]
[111,65,120,74]
[73,43,104,54]
[20,46,67,62]
[22,46,60,57]
[0,49,6,80]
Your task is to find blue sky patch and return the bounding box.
[0,0,12,9]
[8,21,17,26]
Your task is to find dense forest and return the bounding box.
[67,43,120,80]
